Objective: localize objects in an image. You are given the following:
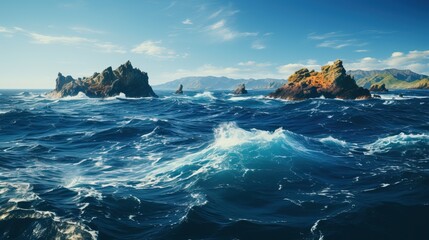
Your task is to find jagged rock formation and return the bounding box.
[268,60,371,100]
[175,84,183,94]
[233,84,248,94]
[49,61,157,98]
[369,83,388,92]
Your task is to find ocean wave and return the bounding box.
[318,136,348,147]
[378,94,429,100]
[228,95,266,101]
[60,92,90,100]
[135,122,311,189]
[364,132,429,154]
[194,91,217,100]
[0,205,97,240]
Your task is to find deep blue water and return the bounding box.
[0,89,428,240]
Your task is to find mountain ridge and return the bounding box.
[348,69,429,89]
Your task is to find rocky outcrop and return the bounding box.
[233,83,248,94]
[49,61,158,98]
[175,84,183,94]
[369,83,388,92]
[268,60,371,100]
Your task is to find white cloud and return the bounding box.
[308,32,345,40]
[345,50,429,74]
[251,41,265,50]
[207,19,257,41]
[131,40,177,58]
[29,32,94,45]
[309,31,367,50]
[182,19,193,25]
[0,26,13,33]
[95,42,126,54]
[209,9,223,19]
[355,49,368,53]
[1,25,126,54]
[317,39,364,49]
[277,63,321,76]
[391,51,403,57]
[71,26,104,34]
[238,61,271,67]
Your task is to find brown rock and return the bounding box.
[233,83,248,94]
[268,60,371,100]
[369,83,388,92]
[49,61,158,98]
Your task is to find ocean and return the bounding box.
[0,89,428,239]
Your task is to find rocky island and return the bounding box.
[175,84,183,94]
[369,83,388,92]
[233,83,248,94]
[49,61,158,98]
[268,60,371,100]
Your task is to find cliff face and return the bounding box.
[268,60,371,100]
[50,61,158,98]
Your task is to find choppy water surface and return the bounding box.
[0,89,428,239]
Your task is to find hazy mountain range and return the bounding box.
[153,76,287,91]
[348,69,429,89]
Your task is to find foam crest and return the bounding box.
[60,92,90,100]
[319,136,348,147]
[194,91,217,100]
[228,95,265,101]
[135,122,308,189]
[365,132,429,154]
[213,122,285,149]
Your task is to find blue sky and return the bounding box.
[1,0,428,88]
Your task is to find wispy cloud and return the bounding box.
[209,9,223,19]
[0,26,14,33]
[317,39,366,49]
[131,40,177,58]
[277,60,321,76]
[29,32,95,45]
[355,49,368,53]
[345,50,429,74]
[95,42,126,54]
[1,25,125,54]
[207,19,257,41]
[309,31,369,50]
[251,41,265,50]
[182,19,193,25]
[70,26,104,34]
[308,31,347,40]
[238,61,271,67]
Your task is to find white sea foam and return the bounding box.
[364,132,429,154]
[134,122,308,189]
[378,94,429,100]
[213,122,285,149]
[194,91,217,100]
[228,95,265,101]
[60,92,90,100]
[319,136,348,147]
